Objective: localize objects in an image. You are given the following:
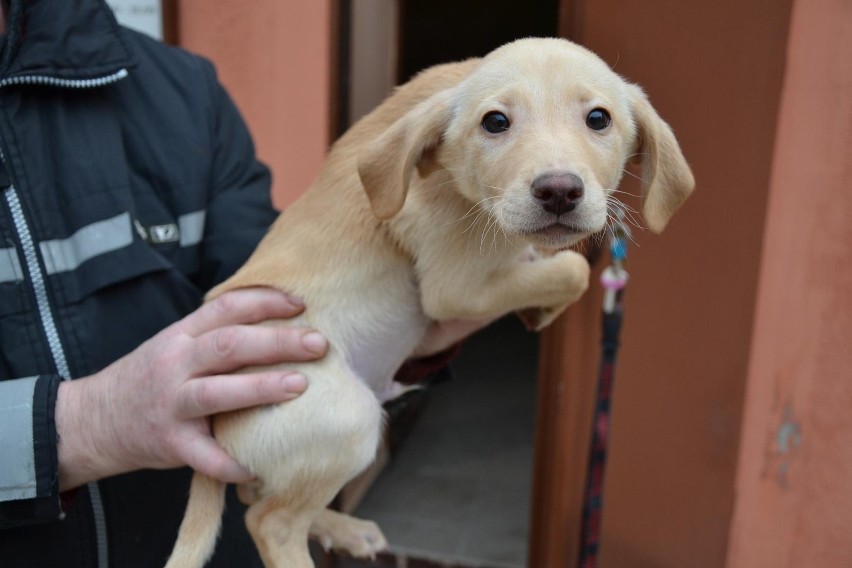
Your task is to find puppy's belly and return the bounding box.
[344,314,429,398]
[215,354,385,498]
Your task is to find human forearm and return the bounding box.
[55,375,124,491]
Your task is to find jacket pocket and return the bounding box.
[35,207,182,304]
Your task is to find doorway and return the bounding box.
[331,2,559,566]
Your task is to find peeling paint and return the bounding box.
[763,404,802,489]
[776,407,802,454]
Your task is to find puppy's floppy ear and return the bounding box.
[628,85,695,233]
[358,89,455,220]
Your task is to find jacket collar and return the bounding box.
[0,0,136,83]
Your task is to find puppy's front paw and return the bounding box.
[517,251,591,331]
[558,249,591,300]
[310,509,388,559]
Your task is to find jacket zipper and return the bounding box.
[0,68,129,89]
[4,189,71,377]
[0,69,127,567]
[4,186,110,568]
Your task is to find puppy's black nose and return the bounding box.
[531,172,584,216]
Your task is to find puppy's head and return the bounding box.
[358,38,694,248]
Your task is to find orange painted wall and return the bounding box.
[558,2,793,566]
[178,0,331,208]
[727,0,852,565]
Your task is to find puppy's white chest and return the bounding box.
[345,310,429,397]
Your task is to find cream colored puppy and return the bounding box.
[165,37,694,568]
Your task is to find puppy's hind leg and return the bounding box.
[228,361,386,567]
[310,509,388,559]
[245,497,316,568]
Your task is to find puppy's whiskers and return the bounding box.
[604,198,642,248]
[480,212,501,255]
[473,182,516,254]
[620,168,645,184]
[482,182,508,193]
[443,195,501,229]
[605,195,640,217]
[463,206,495,251]
[607,188,642,199]
[461,203,494,239]
[497,202,514,248]
[471,200,509,256]
[488,202,513,254]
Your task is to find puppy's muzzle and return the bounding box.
[531,172,584,216]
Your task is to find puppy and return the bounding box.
[164,37,694,567]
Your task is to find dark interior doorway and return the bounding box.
[323,2,561,566]
[323,2,561,567]
[398,0,559,82]
[332,0,559,137]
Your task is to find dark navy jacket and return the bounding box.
[0,0,276,565]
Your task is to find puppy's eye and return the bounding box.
[586,108,612,131]
[481,111,510,134]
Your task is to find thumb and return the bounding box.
[180,435,255,484]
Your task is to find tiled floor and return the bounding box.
[349,316,540,568]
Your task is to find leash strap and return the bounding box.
[578,214,630,567]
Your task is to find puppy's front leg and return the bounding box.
[421,249,590,327]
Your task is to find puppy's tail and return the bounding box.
[164,473,226,568]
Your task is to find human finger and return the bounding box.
[178,433,256,483]
[176,371,308,419]
[190,325,327,376]
[178,288,305,338]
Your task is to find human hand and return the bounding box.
[55,288,328,491]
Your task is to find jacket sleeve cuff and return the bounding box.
[0,375,63,528]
